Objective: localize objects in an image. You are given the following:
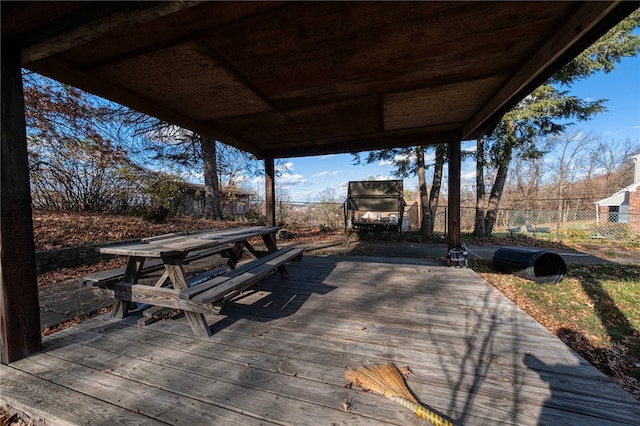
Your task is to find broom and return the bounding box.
[345,363,457,426]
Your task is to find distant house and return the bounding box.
[405,201,420,229]
[595,154,640,234]
[183,183,252,218]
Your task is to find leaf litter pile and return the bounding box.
[32,209,233,251]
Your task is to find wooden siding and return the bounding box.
[2,255,639,425]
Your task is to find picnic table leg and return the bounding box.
[153,270,171,287]
[162,255,212,337]
[112,256,145,319]
[261,232,278,252]
[224,242,245,269]
[261,232,290,278]
[153,252,186,287]
[242,240,260,258]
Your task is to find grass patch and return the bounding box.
[473,260,640,400]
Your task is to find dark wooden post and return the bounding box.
[1,40,42,363]
[447,141,461,250]
[265,157,276,226]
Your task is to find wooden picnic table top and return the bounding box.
[99,226,281,257]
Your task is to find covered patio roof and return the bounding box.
[3,1,637,159]
[1,1,638,364]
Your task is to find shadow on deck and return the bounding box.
[3,255,639,425]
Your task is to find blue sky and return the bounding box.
[260,54,639,203]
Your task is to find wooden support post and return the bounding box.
[1,40,42,363]
[265,157,276,227]
[447,141,461,250]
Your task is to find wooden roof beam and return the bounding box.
[28,57,260,156]
[462,1,636,139]
[21,2,204,63]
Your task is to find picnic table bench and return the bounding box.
[106,246,302,308]
[93,226,303,337]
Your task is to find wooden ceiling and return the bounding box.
[3,1,637,159]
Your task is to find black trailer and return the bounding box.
[343,180,406,238]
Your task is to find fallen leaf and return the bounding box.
[399,365,414,379]
[340,397,353,412]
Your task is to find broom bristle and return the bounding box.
[345,363,418,403]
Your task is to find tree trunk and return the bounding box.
[484,143,513,236]
[416,146,431,238]
[474,137,486,238]
[427,143,446,236]
[200,136,222,219]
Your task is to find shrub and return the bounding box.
[141,205,171,223]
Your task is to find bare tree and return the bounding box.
[474,137,486,236]
[316,187,342,228]
[24,72,143,212]
[545,131,596,233]
[504,142,545,209]
[201,136,222,219]
[423,144,446,237]
[123,113,259,219]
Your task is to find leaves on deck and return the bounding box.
[340,397,354,412]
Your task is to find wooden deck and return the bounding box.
[3,255,639,425]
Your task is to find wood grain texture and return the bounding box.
[12,1,634,161]
[1,41,41,363]
[1,364,166,425]
[191,248,302,304]
[108,283,218,315]
[4,255,640,425]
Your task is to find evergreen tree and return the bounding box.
[474,11,640,238]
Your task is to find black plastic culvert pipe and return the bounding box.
[492,247,567,283]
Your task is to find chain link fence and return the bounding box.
[426,206,639,241]
[254,200,639,242]
[466,207,640,241]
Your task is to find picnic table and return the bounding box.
[96,226,302,337]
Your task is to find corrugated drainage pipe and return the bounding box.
[492,247,567,283]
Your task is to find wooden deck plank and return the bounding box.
[9,351,279,426]
[40,333,417,425]
[221,284,557,335]
[48,325,513,425]
[0,364,167,425]
[49,325,635,424]
[5,255,640,425]
[48,315,639,426]
[51,313,639,426]
[56,320,604,421]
